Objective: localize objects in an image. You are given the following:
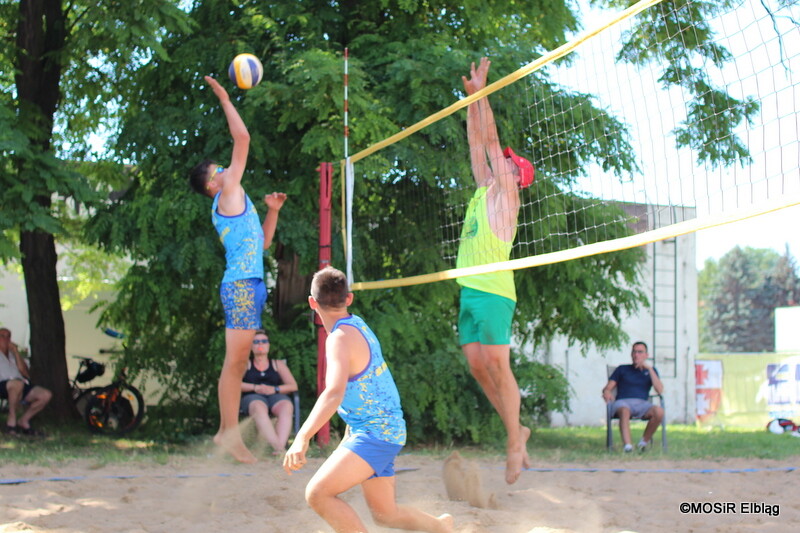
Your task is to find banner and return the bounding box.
[696,353,800,427]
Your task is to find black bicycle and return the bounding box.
[70,356,145,435]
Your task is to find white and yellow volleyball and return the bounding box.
[228,53,263,90]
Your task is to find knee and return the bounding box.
[37,387,52,404]
[5,380,23,397]
[249,402,268,417]
[305,481,329,511]
[651,406,664,422]
[274,400,293,417]
[616,407,631,420]
[371,509,397,528]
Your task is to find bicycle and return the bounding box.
[70,355,145,435]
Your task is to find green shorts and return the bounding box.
[458,287,515,345]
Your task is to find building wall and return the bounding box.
[0,268,122,380]
[536,230,698,427]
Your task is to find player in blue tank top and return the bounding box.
[284,267,453,533]
[332,313,406,445]
[188,75,286,464]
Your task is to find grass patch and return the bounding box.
[2,423,799,466]
[529,425,800,462]
[0,424,201,466]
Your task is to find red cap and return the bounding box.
[503,147,535,189]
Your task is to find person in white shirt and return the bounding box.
[0,328,52,437]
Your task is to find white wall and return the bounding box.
[0,268,30,348]
[0,268,122,376]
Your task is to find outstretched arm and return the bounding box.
[462,58,512,190]
[463,59,493,187]
[283,332,350,474]
[262,192,287,249]
[462,58,520,240]
[206,76,250,213]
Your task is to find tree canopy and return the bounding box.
[699,246,800,353]
[0,0,190,418]
[2,0,758,440]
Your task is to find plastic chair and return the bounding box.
[605,365,667,451]
[288,391,301,434]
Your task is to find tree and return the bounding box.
[0,0,190,419]
[699,246,800,352]
[82,0,757,442]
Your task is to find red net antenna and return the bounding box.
[315,162,333,445]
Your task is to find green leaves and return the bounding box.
[615,0,759,168]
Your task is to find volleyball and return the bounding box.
[228,53,263,90]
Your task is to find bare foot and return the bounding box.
[505,447,524,485]
[520,425,532,469]
[437,513,455,533]
[214,430,258,464]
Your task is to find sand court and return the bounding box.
[1,454,798,532]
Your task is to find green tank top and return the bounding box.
[456,187,516,301]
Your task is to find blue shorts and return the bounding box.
[220,278,267,330]
[458,287,515,345]
[341,432,403,479]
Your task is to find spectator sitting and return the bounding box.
[0,327,52,437]
[240,330,298,454]
[602,341,664,452]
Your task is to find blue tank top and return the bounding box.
[332,314,407,445]
[212,191,264,283]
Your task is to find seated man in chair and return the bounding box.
[602,341,664,452]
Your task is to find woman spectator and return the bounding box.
[240,330,298,454]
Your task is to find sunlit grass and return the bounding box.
[528,425,800,462]
[2,423,799,466]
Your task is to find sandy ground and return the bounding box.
[2,444,798,533]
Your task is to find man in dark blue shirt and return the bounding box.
[602,341,664,452]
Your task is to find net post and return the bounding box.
[315,162,333,446]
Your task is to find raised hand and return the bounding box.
[204,75,230,103]
[264,192,287,210]
[461,56,491,96]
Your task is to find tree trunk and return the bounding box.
[14,0,76,421]
[274,244,314,329]
[19,230,74,420]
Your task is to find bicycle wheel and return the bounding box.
[84,384,145,435]
[74,387,103,418]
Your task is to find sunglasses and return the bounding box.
[205,166,225,191]
[253,339,270,345]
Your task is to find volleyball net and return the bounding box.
[344,0,800,291]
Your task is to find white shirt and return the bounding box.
[0,349,24,381]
